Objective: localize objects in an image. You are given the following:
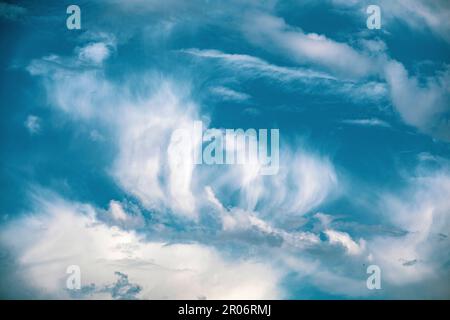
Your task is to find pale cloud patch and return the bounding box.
[210,86,251,102]
[181,48,335,82]
[27,55,115,119]
[108,200,128,221]
[324,229,366,255]
[78,42,112,65]
[383,61,450,140]
[24,115,41,134]
[342,118,391,128]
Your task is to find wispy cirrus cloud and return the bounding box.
[341,118,391,128]
[209,86,251,102]
[371,169,450,287]
[3,0,448,300]
[242,13,376,79]
[180,48,336,82]
[383,61,450,141]
[25,42,340,222]
[239,11,450,140]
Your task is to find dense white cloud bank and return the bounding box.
[0,194,283,299]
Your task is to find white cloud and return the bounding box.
[199,147,338,218]
[281,254,372,298]
[26,34,117,119]
[329,0,450,43]
[383,61,450,140]
[238,11,449,140]
[27,55,115,119]
[369,170,450,286]
[338,81,389,104]
[111,81,200,219]
[14,1,450,299]
[210,86,251,102]
[379,0,450,43]
[108,200,128,221]
[0,194,283,299]
[342,118,391,128]
[24,115,41,134]
[205,186,320,249]
[27,44,340,221]
[242,13,375,79]
[102,200,145,230]
[253,151,338,215]
[324,229,366,255]
[181,48,335,82]
[78,42,112,65]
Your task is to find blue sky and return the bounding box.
[0,0,449,299]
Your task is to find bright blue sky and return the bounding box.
[0,0,449,299]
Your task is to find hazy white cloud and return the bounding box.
[108,200,128,221]
[242,13,375,79]
[205,186,320,249]
[107,81,339,225]
[210,86,251,102]
[27,55,115,119]
[342,118,391,128]
[26,34,116,118]
[11,0,450,300]
[181,48,335,82]
[199,146,338,218]
[27,43,340,221]
[27,45,203,219]
[324,229,366,255]
[102,199,145,230]
[281,254,372,298]
[24,115,41,134]
[78,42,112,65]
[111,82,200,219]
[339,81,389,104]
[369,170,450,287]
[379,0,450,43]
[383,61,450,140]
[329,0,450,43]
[238,11,449,141]
[0,193,282,299]
[252,151,338,215]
